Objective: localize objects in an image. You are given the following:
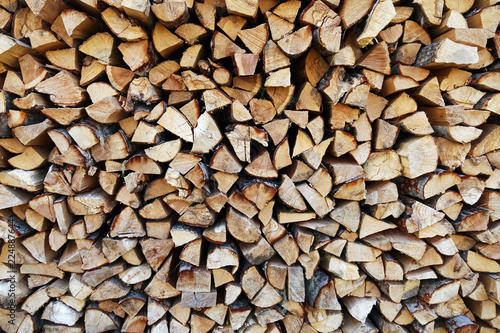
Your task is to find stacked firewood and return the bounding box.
[1,0,500,332]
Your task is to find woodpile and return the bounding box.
[1,0,500,332]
